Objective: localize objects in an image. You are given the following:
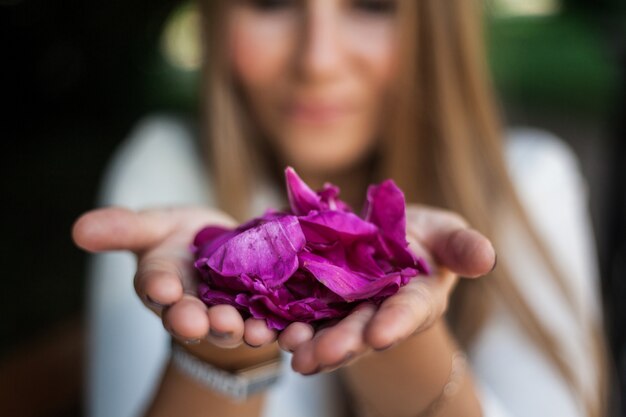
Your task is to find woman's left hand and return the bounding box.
[278,205,496,375]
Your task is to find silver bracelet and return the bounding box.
[170,342,283,402]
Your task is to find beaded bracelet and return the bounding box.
[354,351,468,417]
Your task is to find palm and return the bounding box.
[73,204,495,371]
[284,205,495,374]
[73,206,277,348]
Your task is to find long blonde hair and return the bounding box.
[198,1,608,415]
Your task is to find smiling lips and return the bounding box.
[285,100,354,125]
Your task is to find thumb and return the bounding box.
[406,206,496,278]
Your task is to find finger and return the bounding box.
[72,207,174,253]
[278,322,315,352]
[406,206,496,277]
[72,206,236,253]
[206,305,245,348]
[364,269,456,350]
[134,256,186,312]
[291,303,376,374]
[133,236,204,310]
[162,295,210,342]
[243,318,278,347]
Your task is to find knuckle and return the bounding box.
[391,300,420,321]
[411,286,435,323]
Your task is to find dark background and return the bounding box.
[1,0,625,416]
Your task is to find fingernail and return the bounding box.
[374,342,396,352]
[165,325,198,345]
[490,253,498,273]
[146,295,169,308]
[301,366,321,376]
[209,329,233,339]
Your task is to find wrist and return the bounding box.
[365,318,452,362]
[340,320,480,417]
[170,342,283,402]
[177,339,281,372]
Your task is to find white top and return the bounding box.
[85,116,603,417]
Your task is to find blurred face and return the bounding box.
[227,0,399,177]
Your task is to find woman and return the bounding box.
[73,0,608,416]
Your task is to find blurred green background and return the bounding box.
[1,0,625,415]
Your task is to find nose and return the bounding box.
[297,3,344,82]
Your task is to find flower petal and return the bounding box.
[193,168,430,331]
[198,283,246,311]
[318,183,352,212]
[299,211,378,245]
[206,215,305,287]
[285,166,322,215]
[364,179,407,247]
[192,226,235,258]
[300,252,404,301]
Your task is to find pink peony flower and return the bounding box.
[193,167,429,330]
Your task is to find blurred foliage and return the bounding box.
[486,11,621,117]
[140,53,200,115]
[137,2,201,115]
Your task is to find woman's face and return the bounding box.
[228,0,399,177]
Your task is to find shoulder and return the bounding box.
[98,114,213,208]
[504,127,586,202]
[469,128,602,416]
[503,127,602,324]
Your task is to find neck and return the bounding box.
[300,163,371,212]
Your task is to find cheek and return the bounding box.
[228,11,295,88]
[345,19,399,93]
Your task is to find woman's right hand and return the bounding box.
[72,207,282,355]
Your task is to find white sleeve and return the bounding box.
[85,115,210,417]
[476,382,516,417]
[470,128,603,417]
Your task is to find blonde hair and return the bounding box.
[198,1,608,415]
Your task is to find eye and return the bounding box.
[246,0,294,11]
[353,0,396,14]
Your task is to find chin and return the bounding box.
[281,136,374,177]
[290,154,354,176]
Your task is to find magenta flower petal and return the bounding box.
[285,166,322,216]
[206,215,305,287]
[193,167,429,330]
[300,252,404,301]
[284,271,346,303]
[346,240,386,277]
[198,283,244,310]
[192,226,235,258]
[193,226,232,248]
[237,294,291,330]
[318,183,352,212]
[299,211,378,244]
[364,179,407,247]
